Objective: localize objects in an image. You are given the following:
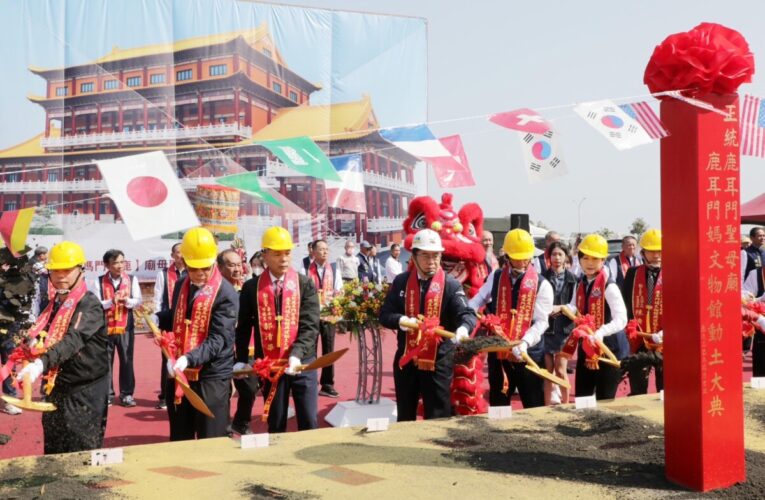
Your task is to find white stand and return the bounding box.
[325,397,398,428]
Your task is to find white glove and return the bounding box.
[452,326,469,345]
[757,317,765,332]
[399,315,414,332]
[125,298,139,309]
[651,331,664,345]
[512,341,528,362]
[149,314,159,326]
[16,359,44,383]
[102,299,114,310]
[592,329,605,344]
[285,356,301,375]
[173,356,189,376]
[166,358,176,377]
[233,361,250,379]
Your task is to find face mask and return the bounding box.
[346,248,354,256]
[252,266,264,277]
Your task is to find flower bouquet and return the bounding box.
[321,279,390,336]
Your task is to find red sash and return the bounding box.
[27,278,89,394]
[403,269,446,371]
[166,264,181,307]
[308,261,334,306]
[172,267,224,381]
[560,269,608,360]
[631,266,663,353]
[102,273,130,335]
[256,269,301,361]
[495,265,538,360]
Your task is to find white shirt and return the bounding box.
[565,278,627,338]
[336,253,360,279]
[468,269,554,349]
[385,257,403,283]
[298,261,343,291]
[607,254,642,280]
[742,268,765,301]
[90,274,143,310]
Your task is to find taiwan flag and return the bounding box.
[97,151,200,241]
[326,154,366,213]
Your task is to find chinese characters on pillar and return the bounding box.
[701,103,740,418]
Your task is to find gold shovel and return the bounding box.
[136,310,214,418]
[1,361,56,412]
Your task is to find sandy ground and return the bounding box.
[2,388,765,499]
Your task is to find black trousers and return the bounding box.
[43,374,109,455]
[319,322,336,387]
[261,359,318,433]
[158,352,168,401]
[627,347,664,395]
[165,377,231,441]
[487,352,544,408]
[575,345,622,400]
[753,331,765,377]
[106,329,135,398]
[393,349,453,421]
[232,374,260,428]
[1,339,15,395]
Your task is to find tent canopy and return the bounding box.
[741,193,765,225]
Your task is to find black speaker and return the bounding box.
[510,213,530,232]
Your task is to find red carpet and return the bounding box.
[1,331,752,460]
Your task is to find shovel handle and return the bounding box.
[399,319,455,339]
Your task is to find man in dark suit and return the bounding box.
[236,226,320,433]
[157,227,239,441]
[379,229,476,421]
[302,241,314,274]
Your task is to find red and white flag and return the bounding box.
[97,151,200,241]
[741,94,765,158]
[429,135,475,188]
[618,101,669,140]
[489,108,552,134]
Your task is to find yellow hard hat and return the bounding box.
[579,233,608,259]
[262,226,294,251]
[46,241,86,270]
[503,229,535,260]
[180,227,218,268]
[639,229,662,251]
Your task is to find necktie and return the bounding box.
[646,269,656,305]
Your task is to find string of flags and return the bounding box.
[7,90,765,246]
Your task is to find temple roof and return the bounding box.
[252,95,378,142]
[29,22,287,74]
[0,128,59,159]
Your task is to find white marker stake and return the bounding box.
[660,390,665,401]
[488,405,513,420]
[240,433,269,449]
[366,417,390,432]
[91,448,124,466]
[575,395,597,409]
[751,377,765,389]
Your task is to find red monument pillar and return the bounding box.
[646,23,754,491]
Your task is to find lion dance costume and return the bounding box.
[402,193,489,415]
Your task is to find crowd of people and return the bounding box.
[3,221,764,456]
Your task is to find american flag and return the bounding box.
[618,102,669,140]
[741,94,765,158]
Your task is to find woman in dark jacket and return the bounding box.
[542,241,577,405]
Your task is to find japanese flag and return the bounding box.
[574,99,654,150]
[97,151,200,241]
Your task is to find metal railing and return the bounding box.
[40,123,252,148]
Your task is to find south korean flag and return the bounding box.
[574,99,654,150]
[517,128,568,183]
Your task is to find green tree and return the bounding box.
[629,217,648,238]
[597,227,616,238]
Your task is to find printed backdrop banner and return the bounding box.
[0,0,428,272]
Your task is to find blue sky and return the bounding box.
[3,0,765,235]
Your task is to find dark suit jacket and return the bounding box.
[235,272,320,363]
[157,275,239,380]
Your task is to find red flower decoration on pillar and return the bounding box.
[644,22,754,97]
